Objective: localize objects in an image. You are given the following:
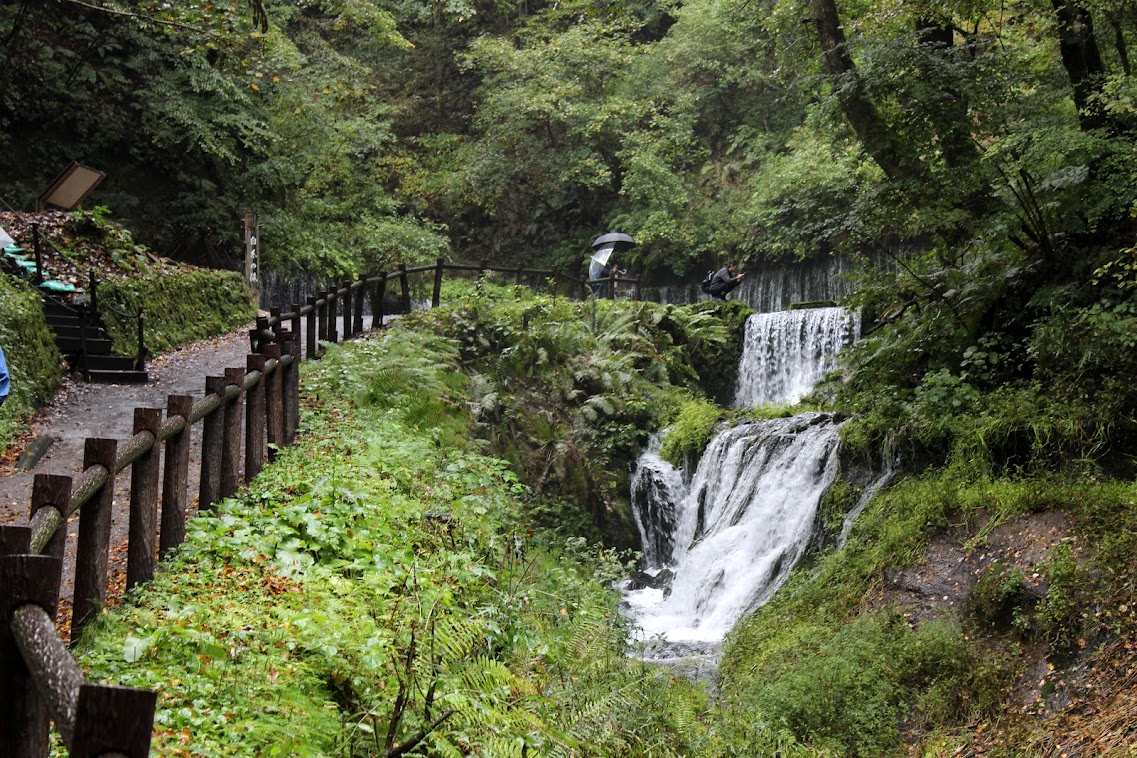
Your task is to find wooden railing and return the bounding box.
[0,259,638,757]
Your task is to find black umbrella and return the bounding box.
[590,232,636,251]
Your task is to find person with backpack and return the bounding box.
[704,261,746,300]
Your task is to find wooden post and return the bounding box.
[199,377,225,511]
[327,285,339,344]
[374,275,387,329]
[398,264,411,315]
[220,367,244,499]
[245,355,266,482]
[341,280,354,339]
[432,258,444,308]
[305,297,318,361]
[244,211,260,308]
[253,316,271,354]
[269,307,282,337]
[290,304,302,355]
[279,332,300,444]
[516,265,523,287]
[32,223,43,285]
[71,438,117,645]
[30,475,72,562]
[135,308,146,371]
[550,269,559,301]
[126,408,161,591]
[264,344,283,460]
[0,553,62,757]
[71,683,156,758]
[160,395,194,557]
[352,281,365,335]
[321,288,332,343]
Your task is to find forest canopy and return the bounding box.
[1,0,1136,290]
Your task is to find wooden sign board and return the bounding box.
[244,212,261,307]
[37,162,106,211]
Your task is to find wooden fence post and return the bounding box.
[31,475,72,562]
[306,297,318,360]
[433,258,444,308]
[264,344,283,460]
[352,281,365,335]
[319,289,331,343]
[373,275,387,330]
[127,408,162,591]
[245,355,267,481]
[327,285,339,344]
[280,332,300,444]
[221,367,244,499]
[71,438,117,645]
[199,377,225,511]
[342,280,354,339]
[290,303,302,354]
[398,264,411,314]
[160,395,194,557]
[71,683,156,758]
[0,552,62,757]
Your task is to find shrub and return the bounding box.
[0,276,62,452]
[98,267,256,355]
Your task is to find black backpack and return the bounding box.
[700,269,715,294]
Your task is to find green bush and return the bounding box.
[659,395,723,466]
[0,275,62,452]
[746,613,982,756]
[98,267,257,356]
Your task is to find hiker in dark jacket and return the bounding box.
[707,262,746,300]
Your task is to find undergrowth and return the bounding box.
[71,322,714,756]
[0,275,61,453]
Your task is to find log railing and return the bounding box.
[0,259,637,757]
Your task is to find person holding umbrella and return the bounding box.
[588,232,635,298]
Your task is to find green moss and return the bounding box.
[0,276,62,453]
[98,267,256,355]
[659,396,723,466]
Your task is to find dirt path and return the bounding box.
[0,323,260,637]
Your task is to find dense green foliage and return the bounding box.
[98,267,256,356]
[11,0,1137,750]
[72,321,715,756]
[404,284,737,545]
[0,276,61,452]
[9,0,1137,286]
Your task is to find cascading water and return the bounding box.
[625,306,859,652]
[734,307,860,407]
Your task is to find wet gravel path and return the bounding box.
[0,324,258,638]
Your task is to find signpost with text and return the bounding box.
[244,213,260,308]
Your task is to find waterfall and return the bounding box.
[626,415,841,643]
[734,307,860,407]
[626,306,858,649]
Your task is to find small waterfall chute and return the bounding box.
[626,414,841,643]
[733,307,860,407]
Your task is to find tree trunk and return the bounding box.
[810,0,924,182]
[916,19,980,171]
[1051,0,1110,131]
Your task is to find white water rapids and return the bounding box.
[624,307,858,649]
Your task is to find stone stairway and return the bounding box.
[42,296,149,384]
[3,241,148,384]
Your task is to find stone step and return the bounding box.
[86,369,150,384]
